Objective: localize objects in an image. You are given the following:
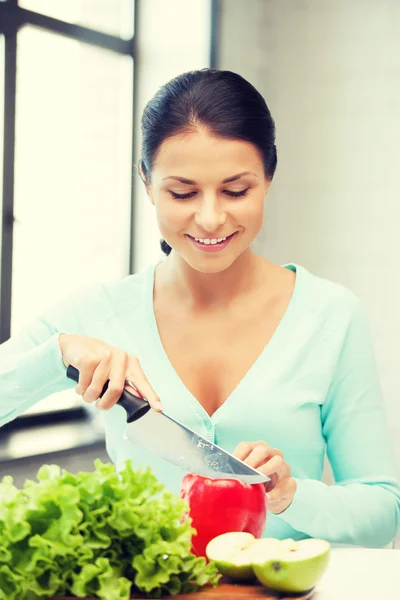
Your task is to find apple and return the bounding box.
[206,532,330,592]
[205,532,258,580]
[252,537,331,593]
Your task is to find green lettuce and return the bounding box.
[0,460,220,599]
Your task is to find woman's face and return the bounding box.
[146,128,271,273]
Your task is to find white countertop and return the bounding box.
[314,548,399,599]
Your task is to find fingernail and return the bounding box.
[157,401,164,412]
[265,493,271,501]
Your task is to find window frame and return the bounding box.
[0,0,138,345]
[0,0,138,428]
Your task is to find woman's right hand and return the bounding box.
[58,333,163,412]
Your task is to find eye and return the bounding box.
[169,191,197,200]
[169,187,251,200]
[224,188,250,198]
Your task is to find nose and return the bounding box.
[194,195,227,233]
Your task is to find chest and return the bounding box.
[154,298,290,417]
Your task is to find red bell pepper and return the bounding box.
[180,473,267,558]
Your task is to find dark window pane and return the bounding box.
[19,0,134,39]
[0,34,4,269]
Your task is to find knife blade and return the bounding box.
[67,366,269,484]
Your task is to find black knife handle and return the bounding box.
[66,365,150,423]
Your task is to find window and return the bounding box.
[0,1,135,422]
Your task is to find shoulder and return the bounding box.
[287,263,368,344]
[43,263,157,324]
[93,262,156,315]
[290,263,362,317]
[287,264,375,372]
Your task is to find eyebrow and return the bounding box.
[162,171,257,184]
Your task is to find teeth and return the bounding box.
[194,236,227,245]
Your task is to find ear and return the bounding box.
[139,162,155,205]
[147,187,155,206]
[143,182,155,205]
[264,178,272,196]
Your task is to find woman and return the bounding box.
[1,69,399,547]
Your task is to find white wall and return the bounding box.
[133,0,211,272]
[218,0,400,546]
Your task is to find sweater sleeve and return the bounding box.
[0,284,104,427]
[277,295,400,547]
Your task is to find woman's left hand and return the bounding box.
[233,441,297,514]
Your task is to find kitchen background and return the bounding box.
[0,0,399,548]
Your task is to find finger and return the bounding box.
[75,364,95,396]
[96,353,128,410]
[267,477,297,513]
[128,356,163,412]
[125,379,143,398]
[263,472,279,493]
[244,445,274,469]
[264,461,291,493]
[75,349,111,396]
[256,454,284,477]
[232,441,259,461]
[82,361,111,404]
[232,441,282,462]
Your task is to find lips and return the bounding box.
[187,232,236,244]
[186,232,238,253]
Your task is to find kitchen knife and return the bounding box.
[67,365,269,485]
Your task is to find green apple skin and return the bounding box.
[252,540,330,593]
[212,560,255,581]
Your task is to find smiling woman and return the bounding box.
[0,68,399,552]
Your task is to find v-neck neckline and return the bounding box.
[145,261,303,425]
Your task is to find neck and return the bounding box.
[161,248,268,309]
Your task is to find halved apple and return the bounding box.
[206,533,330,591]
[205,532,258,580]
[251,537,331,593]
